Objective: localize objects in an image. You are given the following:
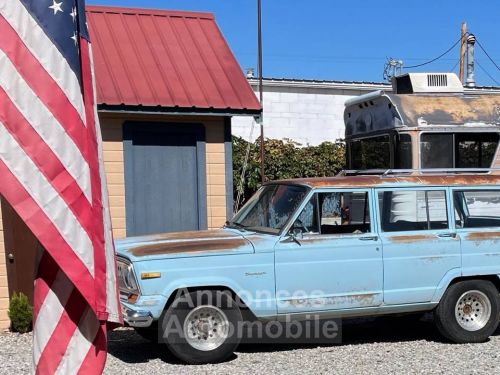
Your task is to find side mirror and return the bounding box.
[291,228,304,240]
[281,228,303,245]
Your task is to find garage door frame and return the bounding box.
[123,121,207,236]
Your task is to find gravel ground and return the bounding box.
[2,314,500,374]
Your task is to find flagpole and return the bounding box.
[257,0,265,183]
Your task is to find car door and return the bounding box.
[452,188,500,275]
[376,187,461,305]
[274,188,383,314]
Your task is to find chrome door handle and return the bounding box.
[437,233,457,238]
[359,235,378,241]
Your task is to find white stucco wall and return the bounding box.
[232,80,389,146]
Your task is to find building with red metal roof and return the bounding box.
[87,6,261,114]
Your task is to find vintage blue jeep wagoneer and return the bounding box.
[116,172,500,363]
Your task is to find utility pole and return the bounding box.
[465,33,476,88]
[257,0,265,183]
[459,22,467,83]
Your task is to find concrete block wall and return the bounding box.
[232,81,383,146]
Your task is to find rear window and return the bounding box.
[454,190,500,229]
[378,190,448,232]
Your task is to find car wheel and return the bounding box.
[435,280,500,343]
[160,290,242,364]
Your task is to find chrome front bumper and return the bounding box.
[122,305,154,327]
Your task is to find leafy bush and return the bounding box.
[8,292,33,333]
[233,136,346,209]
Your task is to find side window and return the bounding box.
[292,191,371,235]
[379,190,448,232]
[292,195,319,234]
[453,190,500,229]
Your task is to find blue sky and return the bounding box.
[87,0,500,85]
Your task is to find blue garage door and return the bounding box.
[123,122,207,236]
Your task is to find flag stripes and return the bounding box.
[0,153,96,296]
[0,1,87,122]
[0,124,95,274]
[33,252,107,375]
[33,270,74,366]
[0,0,122,373]
[0,16,88,144]
[0,49,92,200]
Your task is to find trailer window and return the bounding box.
[395,134,412,169]
[456,133,498,168]
[350,135,390,169]
[421,134,453,168]
[421,133,498,169]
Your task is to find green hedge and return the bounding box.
[233,136,346,208]
[8,292,32,333]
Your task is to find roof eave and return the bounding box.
[97,104,262,117]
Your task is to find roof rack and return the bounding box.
[337,168,500,176]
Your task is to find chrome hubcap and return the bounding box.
[455,290,491,331]
[184,305,229,351]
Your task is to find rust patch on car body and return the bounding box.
[133,229,237,242]
[346,293,378,305]
[389,234,435,243]
[421,256,444,263]
[270,174,500,189]
[466,232,500,241]
[130,238,249,257]
[285,293,379,307]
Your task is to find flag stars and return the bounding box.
[49,0,63,15]
[70,7,77,22]
[71,32,78,46]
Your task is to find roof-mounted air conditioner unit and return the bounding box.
[392,72,464,94]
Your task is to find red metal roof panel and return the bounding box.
[86,6,261,113]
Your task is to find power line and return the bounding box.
[475,38,500,72]
[450,36,468,73]
[476,60,500,86]
[405,36,464,69]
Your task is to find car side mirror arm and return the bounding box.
[282,228,303,246]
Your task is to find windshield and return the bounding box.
[229,184,309,234]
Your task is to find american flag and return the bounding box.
[0,0,122,373]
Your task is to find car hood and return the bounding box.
[115,228,255,261]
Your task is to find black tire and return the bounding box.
[435,280,500,343]
[135,322,159,343]
[160,290,242,364]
